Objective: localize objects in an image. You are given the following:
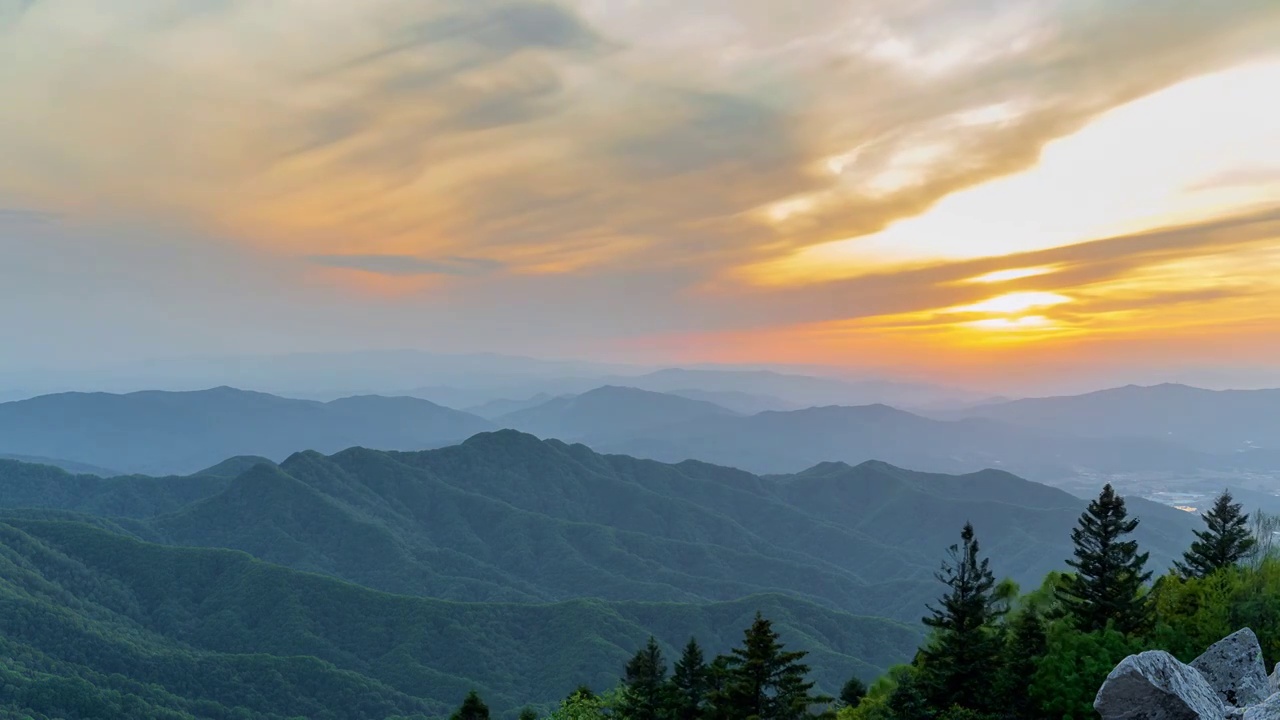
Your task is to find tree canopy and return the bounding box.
[1176,489,1256,579]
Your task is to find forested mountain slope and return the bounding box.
[0,433,1199,624]
[0,518,920,718]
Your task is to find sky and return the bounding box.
[2,0,1279,393]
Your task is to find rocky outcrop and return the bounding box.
[1243,693,1280,720]
[1096,629,1277,720]
[1191,629,1270,707]
[1095,650,1226,719]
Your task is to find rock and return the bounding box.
[1270,663,1280,695]
[1244,692,1280,720]
[1095,650,1227,720]
[1191,628,1270,707]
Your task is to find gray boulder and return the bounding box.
[1270,663,1280,695]
[1244,692,1280,720]
[1095,650,1227,720]
[1191,628,1270,707]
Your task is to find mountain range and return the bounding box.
[951,383,1280,454]
[493,386,1275,482]
[0,428,1213,716]
[3,383,1276,483]
[1,350,981,410]
[0,432,1200,622]
[0,387,493,475]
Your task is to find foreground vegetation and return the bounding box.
[445,487,1280,720]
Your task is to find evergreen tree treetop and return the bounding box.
[618,636,668,720]
[1175,489,1256,579]
[918,522,1005,714]
[450,690,490,720]
[1057,484,1153,635]
[670,637,710,720]
[924,522,1004,635]
[839,675,867,709]
[718,612,827,720]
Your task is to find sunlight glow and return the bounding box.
[961,315,1054,330]
[744,59,1280,283]
[963,266,1058,284]
[947,292,1072,315]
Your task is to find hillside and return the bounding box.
[0,459,229,519]
[953,383,1280,454]
[0,452,119,476]
[0,517,921,718]
[0,434,1198,625]
[0,386,494,475]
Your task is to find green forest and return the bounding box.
[471,486,1279,720]
[0,441,1274,719]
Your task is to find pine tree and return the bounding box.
[618,636,668,720]
[450,690,491,720]
[839,675,867,709]
[1175,489,1256,579]
[668,637,710,720]
[713,612,827,720]
[995,610,1047,720]
[918,522,1006,714]
[1057,484,1153,635]
[518,708,539,720]
[703,655,734,720]
[886,668,932,720]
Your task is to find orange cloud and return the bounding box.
[2,0,1280,385]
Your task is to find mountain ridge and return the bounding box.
[0,386,494,475]
[0,433,1200,625]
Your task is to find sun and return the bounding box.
[946,291,1072,315]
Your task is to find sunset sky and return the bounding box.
[2,0,1279,392]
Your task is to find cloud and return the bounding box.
[0,206,59,226]
[307,254,504,276]
[1187,165,1280,192]
[4,0,1277,274]
[2,0,1280,385]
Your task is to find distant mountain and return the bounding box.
[472,387,794,421]
[594,403,1215,481]
[466,392,560,419]
[0,349,643,399]
[0,517,920,717]
[0,387,494,475]
[495,386,738,443]
[664,388,799,414]
[0,452,119,476]
[396,366,982,412]
[195,455,277,477]
[616,368,981,409]
[0,433,1198,624]
[953,384,1280,454]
